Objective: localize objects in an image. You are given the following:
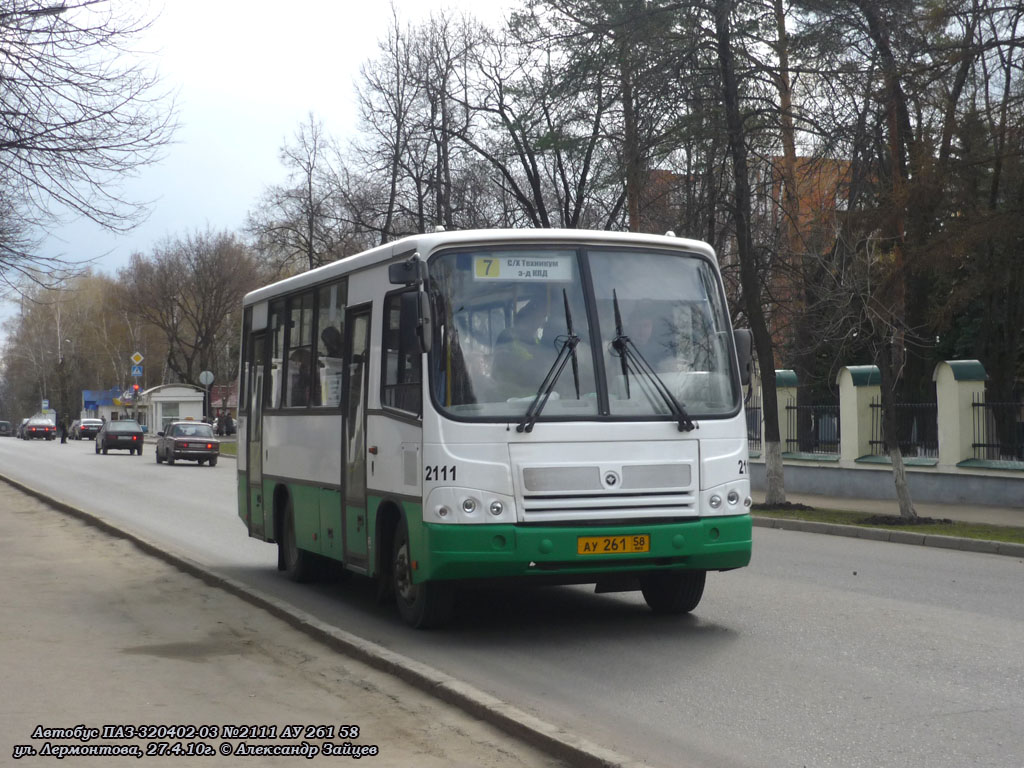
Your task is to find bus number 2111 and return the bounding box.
[425,465,457,482]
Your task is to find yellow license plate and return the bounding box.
[577,534,650,555]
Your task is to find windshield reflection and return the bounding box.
[429,246,738,422]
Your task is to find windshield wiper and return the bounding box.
[516,290,581,433]
[610,290,696,432]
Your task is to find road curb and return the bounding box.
[0,472,647,768]
[752,516,1024,558]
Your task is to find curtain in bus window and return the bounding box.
[315,281,346,407]
[284,292,314,408]
[269,301,286,409]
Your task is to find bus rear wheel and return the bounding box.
[280,499,318,583]
[640,570,706,614]
[392,517,454,629]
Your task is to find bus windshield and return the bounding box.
[429,245,740,422]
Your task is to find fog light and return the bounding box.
[727,490,740,505]
[462,498,477,513]
[438,506,450,518]
[744,497,752,508]
[709,494,722,509]
[489,500,503,516]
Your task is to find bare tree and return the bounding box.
[247,114,351,275]
[0,0,176,290]
[119,230,260,387]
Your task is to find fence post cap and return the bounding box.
[838,365,880,387]
[775,369,799,387]
[932,360,987,382]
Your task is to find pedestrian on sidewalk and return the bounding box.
[59,420,68,444]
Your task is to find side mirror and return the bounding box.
[389,254,428,286]
[157,431,164,437]
[733,328,753,386]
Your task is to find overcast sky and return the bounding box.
[38,0,509,279]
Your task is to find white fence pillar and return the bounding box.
[838,365,880,464]
[773,370,798,453]
[933,360,987,468]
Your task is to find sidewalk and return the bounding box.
[751,490,1023,528]
[0,483,575,768]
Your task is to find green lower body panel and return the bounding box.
[413,515,751,582]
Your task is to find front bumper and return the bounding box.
[412,514,752,582]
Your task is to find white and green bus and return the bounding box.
[237,229,754,628]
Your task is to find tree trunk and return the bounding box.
[878,344,917,519]
[715,0,785,504]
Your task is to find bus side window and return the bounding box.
[316,280,346,407]
[381,290,422,417]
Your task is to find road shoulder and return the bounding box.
[0,483,570,768]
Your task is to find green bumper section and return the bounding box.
[414,515,751,582]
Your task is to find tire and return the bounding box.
[640,570,706,614]
[155,448,162,464]
[136,445,142,456]
[167,453,175,465]
[209,456,218,467]
[392,516,455,629]
[279,498,318,583]
[94,442,99,454]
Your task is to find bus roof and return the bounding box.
[242,228,717,307]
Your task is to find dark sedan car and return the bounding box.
[23,416,57,440]
[155,421,220,466]
[95,419,144,455]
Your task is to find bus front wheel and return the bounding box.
[392,517,454,629]
[640,570,706,614]
[280,499,318,583]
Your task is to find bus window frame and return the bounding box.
[379,286,424,419]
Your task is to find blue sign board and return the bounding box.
[131,364,143,377]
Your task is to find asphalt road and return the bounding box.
[2,437,1022,768]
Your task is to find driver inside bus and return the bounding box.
[492,296,549,399]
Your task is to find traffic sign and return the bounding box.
[131,352,144,365]
[131,364,143,377]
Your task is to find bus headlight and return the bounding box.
[702,478,751,516]
[426,487,516,524]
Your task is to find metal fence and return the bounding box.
[971,393,1024,461]
[746,388,762,453]
[786,400,840,455]
[869,398,939,458]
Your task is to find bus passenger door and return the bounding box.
[247,332,267,539]
[342,307,371,570]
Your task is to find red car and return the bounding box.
[155,421,220,466]
[22,416,57,440]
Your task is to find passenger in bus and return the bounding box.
[320,325,343,358]
[492,298,549,398]
[288,348,312,407]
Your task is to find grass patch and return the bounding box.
[753,504,1024,545]
[218,442,237,457]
